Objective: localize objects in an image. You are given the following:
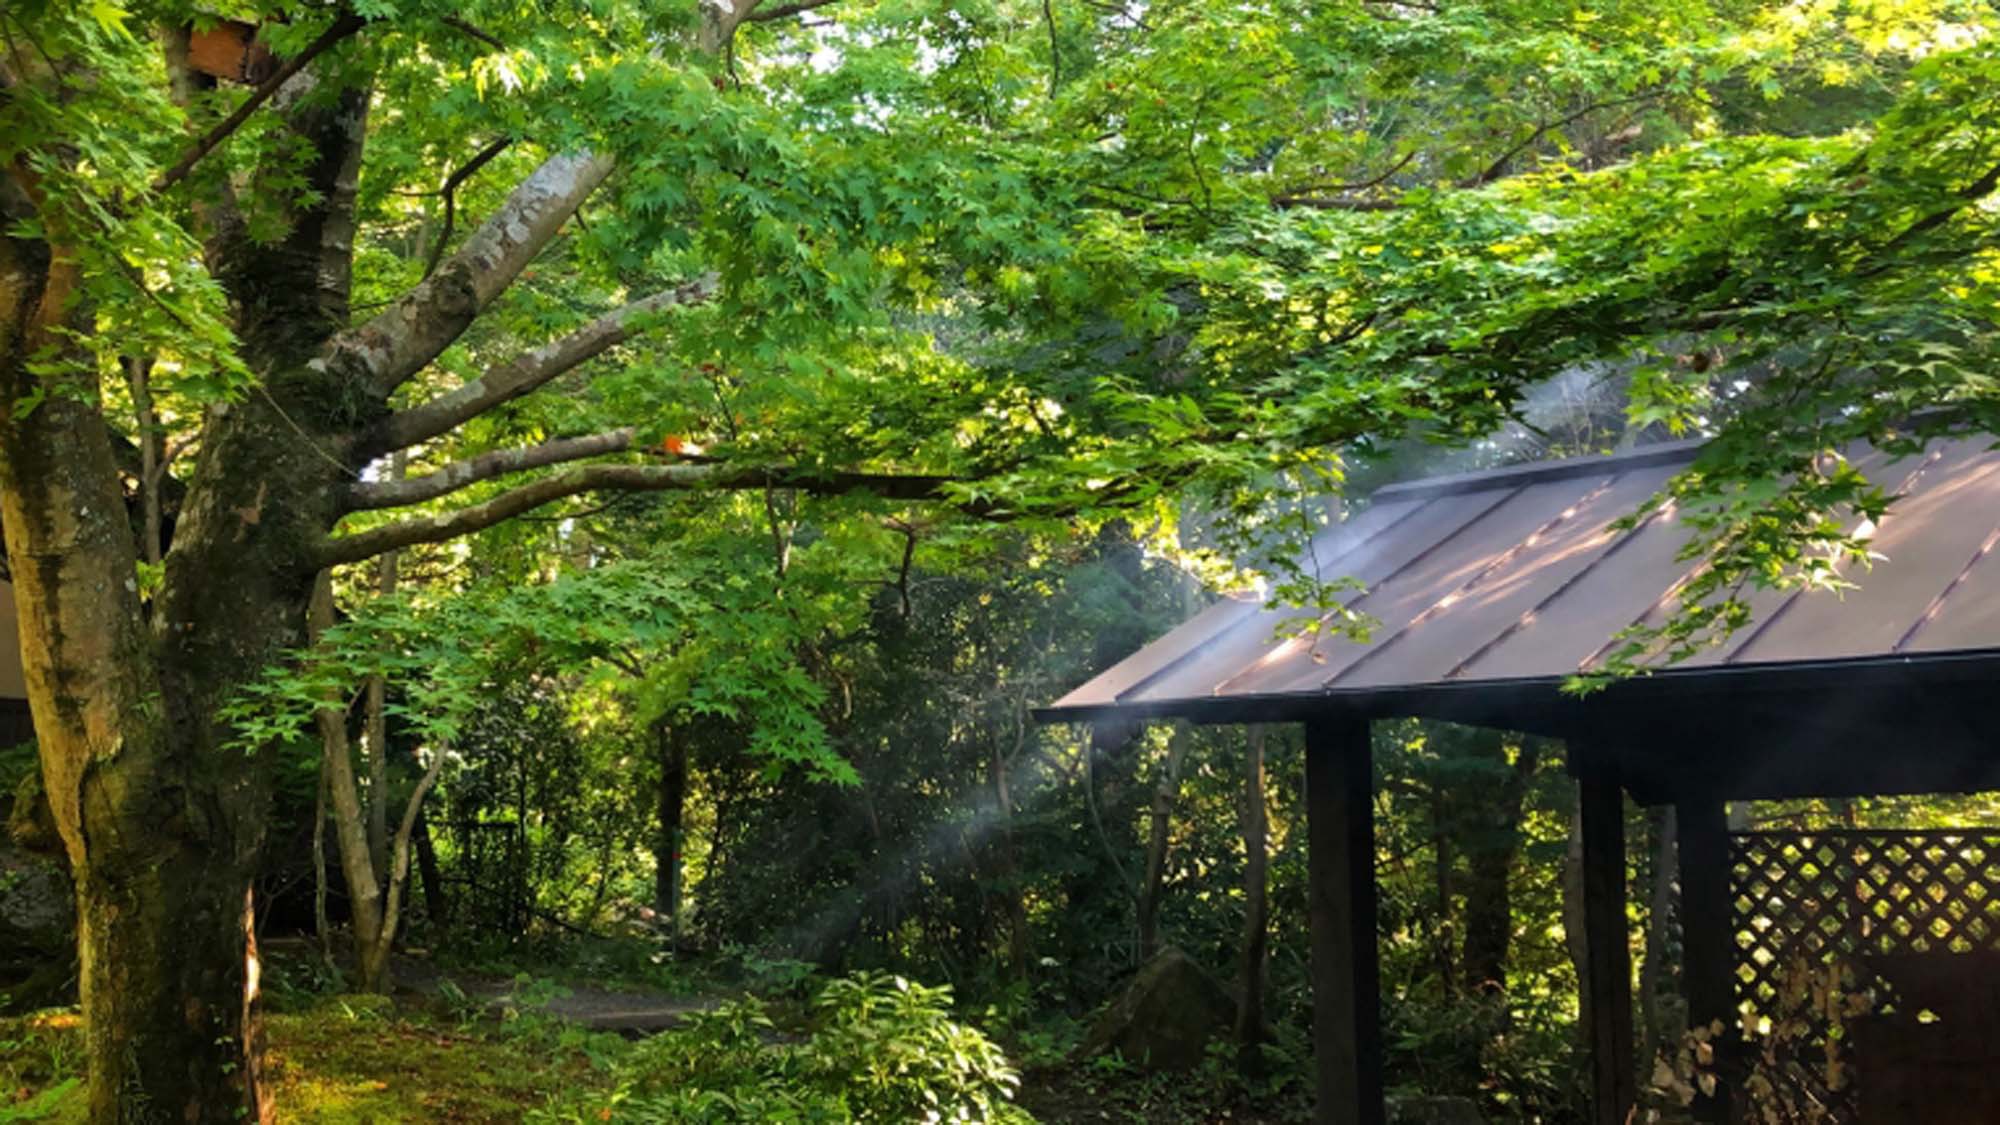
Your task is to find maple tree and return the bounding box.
[2,0,1997,1117]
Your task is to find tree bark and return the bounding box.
[1236,725,1271,1074]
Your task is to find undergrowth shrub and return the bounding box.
[541,971,1028,1123]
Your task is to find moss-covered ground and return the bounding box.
[0,997,626,1123]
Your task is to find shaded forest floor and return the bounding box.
[0,1001,1308,1123]
[385,951,715,1034]
[1015,1065,1298,1124]
[0,942,1310,1122]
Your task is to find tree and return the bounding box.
[4,0,1998,1118]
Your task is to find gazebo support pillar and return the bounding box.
[1677,798,1735,1124]
[1579,769,1636,1125]
[1305,715,1384,1125]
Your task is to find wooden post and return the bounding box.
[1305,715,1384,1125]
[1677,798,1734,1125]
[1579,769,1636,1125]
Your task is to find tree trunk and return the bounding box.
[1635,805,1680,1078]
[1432,784,1458,996]
[1563,793,1593,1044]
[0,335,275,1118]
[80,864,270,1122]
[1462,735,1542,997]
[1136,725,1192,962]
[362,454,403,881]
[314,755,334,969]
[993,708,1031,977]
[1236,725,1271,1074]
[654,720,687,939]
[413,806,447,927]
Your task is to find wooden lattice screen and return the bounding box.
[1730,829,2000,1122]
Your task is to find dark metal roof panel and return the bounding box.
[1239,478,1604,694]
[1730,444,2000,664]
[1331,465,1681,689]
[1046,435,2000,722]
[1048,595,1259,709]
[1123,490,1518,704]
[1048,493,1432,711]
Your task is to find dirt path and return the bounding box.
[263,937,718,1034]
[391,953,717,1034]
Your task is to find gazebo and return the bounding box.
[1039,435,2000,1125]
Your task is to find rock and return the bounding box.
[6,770,63,862]
[1388,1095,1486,1125]
[0,775,74,1012]
[1072,947,1234,1071]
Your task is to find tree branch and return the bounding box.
[1272,93,1663,211]
[1274,150,1417,197]
[1462,90,1663,188]
[1268,193,1403,211]
[1873,159,2000,257]
[153,13,369,195]
[316,150,615,401]
[440,16,505,50]
[357,276,714,458]
[422,138,514,281]
[318,463,965,566]
[344,427,638,510]
[745,0,844,22]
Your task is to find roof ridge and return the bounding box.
[1370,437,1704,502]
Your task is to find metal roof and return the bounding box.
[1043,435,2000,725]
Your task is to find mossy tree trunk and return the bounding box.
[0,7,874,1115]
[0,30,635,1116]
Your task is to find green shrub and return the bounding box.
[803,972,1023,1122]
[542,971,1030,1123]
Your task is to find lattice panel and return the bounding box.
[1730,830,2000,1123]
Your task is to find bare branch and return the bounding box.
[316,150,615,400]
[153,13,368,195]
[1274,150,1417,197]
[1268,193,1403,211]
[1041,0,1060,99]
[440,16,505,50]
[345,427,638,510]
[745,0,844,22]
[1874,159,2000,258]
[1272,93,1665,211]
[358,276,715,457]
[422,138,514,281]
[1463,90,1664,187]
[318,462,962,566]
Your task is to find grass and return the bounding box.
[0,997,625,1123]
